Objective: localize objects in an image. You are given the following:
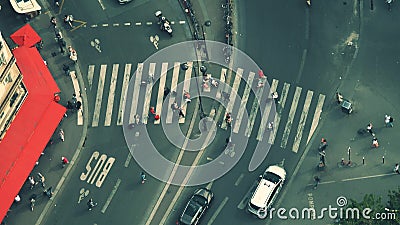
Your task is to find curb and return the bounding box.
[33,1,89,225]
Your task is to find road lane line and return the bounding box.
[207,197,229,225]
[234,173,245,186]
[296,49,307,84]
[142,63,156,124]
[124,152,132,168]
[92,64,107,127]
[215,68,227,99]
[144,91,200,225]
[179,62,193,124]
[244,80,265,137]
[101,178,121,213]
[102,24,109,27]
[104,64,119,126]
[129,63,143,124]
[233,72,254,133]
[113,23,119,27]
[179,21,186,24]
[166,62,180,124]
[256,79,279,141]
[88,65,94,90]
[124,22,131,26]
[135,22,142,26]
[97,0,106,10]
[280,86,302,149]
[117,64,131,125]
[221,68,243,130]
[292,90,313,153]
[268,83,290,144]
[146,22,153,25]
[155,63,168,124]
[307,94,325,144]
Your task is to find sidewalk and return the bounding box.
[2,6,88,225]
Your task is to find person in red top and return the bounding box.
[62,156,69,167]
[150,107,156,115]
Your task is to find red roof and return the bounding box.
[0,43,66,221]
[10,24,42,48]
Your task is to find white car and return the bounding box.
[247,165,286,219]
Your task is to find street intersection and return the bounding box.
[0,0,399,224]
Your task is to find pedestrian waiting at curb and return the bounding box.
[394,164,399,174]
[37,173,46,188]
[61,156,69,167]
[313,176,320,189]
[28,176,36,190]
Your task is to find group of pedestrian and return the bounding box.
[366,115,395,149]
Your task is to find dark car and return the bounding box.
[179,188,214,225]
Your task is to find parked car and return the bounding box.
[179,188,214,225]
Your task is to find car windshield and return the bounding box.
[192,195,207,207]
[263,172,281,184]
[185,200,201,217]
[249,202,261,210]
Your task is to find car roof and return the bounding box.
[265,165,286,179]
[250,165,286,208]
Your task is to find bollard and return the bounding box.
[362,157,365,165]
[341,158,345,166]
[348,147,351,161]
[382,156,385,164]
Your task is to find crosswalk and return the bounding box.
[83,62,326,153]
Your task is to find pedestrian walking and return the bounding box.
[171,101,179,111]
[258,70,265,79]
[272,91,279,104]
[372,137,379,148]
[43,186,53,198]
[178,108,185,118]
[319,150,326,165]
[225,112,232,125]
[183,90,191,103]
[14,195,21,203]
[394,163,400,174]
[64,15,74,28]
[59,129,65,142]
[87,198,97,211]
[385,115,394,127]
[28,176,36,189]
[367,123,374,135]
[313,176,320,189]
[54,0,60,7]
[163,87,170,99]
[37,173,45,188]
[50,17,57,28]
[389,116,394,127]
[149,106,156,116]
[386,0,393,11]
[61,156,69,167]
[267,122,274,131]
[140,172,146,184]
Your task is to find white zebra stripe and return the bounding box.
[221,68,243,130]
[142,63,156,124]
[117,64,131,126]
[91,65,107,127]
[307,94,325,144]
[281,86,302,149]
[268,82,290,144]
[233,72,254,133]
[256,79,279,141]
[88,65,95,90]
[292,90,313,153]
[104,64,119,126]
[179,62,193,124]
[129,63,143,124]
[166,62,180,124]
[154,63,168,125]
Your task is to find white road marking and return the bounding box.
[215,68,226,99]
[70,71,83,126]
[292,90,313,153]
[88,65,95,90]
[92,65,107,127]
[234,173,245,186]
[280,86,302,148]
[179,21,186,24]
[307,94,325,144]
[142,63,156,124]
[233,72,254,133]
[135,22,142,26]
[91,25,98,28]
[154,63,168,124]
[207,197,229,225]
[124,22,131,26]
[146,22,152,25]
[237,180,258,209]
[244,81,265,137]
[221,68,243,129]
[97,0,106,10]
[104,64,119,126]
[256,79,278,141]
[129,63,143,124]
[102,24,109,27]
[113,23,119,27]
[124,151,132,168]
[170,21,175,25]
[166,62,180,124]
[268,83,290,144]
[117,64,131,125]
[101,178,121,213]
[179,62,193,124]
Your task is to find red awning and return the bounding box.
[0,44,66,222]
[10,24,42,47]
